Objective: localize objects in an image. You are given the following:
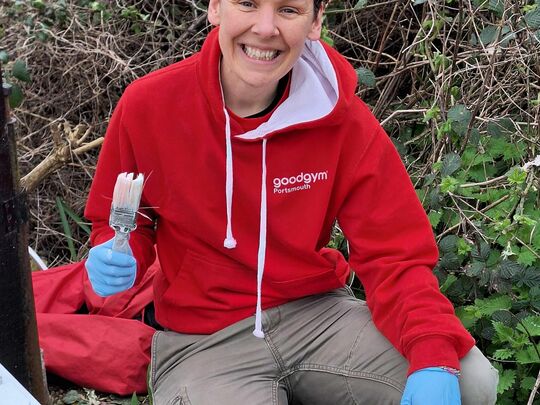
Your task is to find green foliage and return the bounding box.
[356,67,376,88]
[2,0,538,403]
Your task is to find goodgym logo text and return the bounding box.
[273,170,328,194]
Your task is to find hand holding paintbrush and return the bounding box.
[85,172,144,297]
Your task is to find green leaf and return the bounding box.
[480,26,498,45]
[353,0,368,9]
[423,106,440,122]
[530,285,540,310]
[507,167,527,184]
[457,238,472,255]
[466,261,485,277]
[514,214,537,227]
[428,210,442,228]
[525,9,540,29]
[487,118,514,136]
[423,173,436,187]
[517,316,540,336]
[429,187,443,210]
[56,197,77,261]
[440,274,457,293]
[497,370,516,395]
[487,0,504,16]
[61,203,91,235]
[492,309,514,325]
[413,0,428,4]
[355,67,376,88]
[517,249,536,266]
[515,267,540,288]
[63,390,83,404]
[8,83,24,108]
[439,252,461,270]
[499,260,524,279]
[472,241,491,262]
[477,295,512,316]
[439,235,458,253]
[0,50,8,63]
[515,345,540,364]
[447,104,471,124]
[440,153,461,177]
[12,59,31,82]
[440,176,460,193]
[320,25,334,47]
[455,306,479,329]
[497,368,516,394]
[131,392,139,405]
[521,376,536,391]
[493,321,515,343]
[90,1,107,11]
[488,136,511,159]
[493,348,514,360]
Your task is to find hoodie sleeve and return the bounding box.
[337,125,474,375]
[84,94,156,281]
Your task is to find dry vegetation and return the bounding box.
[1,0,540,403]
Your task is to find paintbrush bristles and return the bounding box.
[112,172,143,210]
[110,172,144,237]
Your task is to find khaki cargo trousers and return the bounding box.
[150,288,498,405]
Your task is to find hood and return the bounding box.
[197,27,358,138]
[195,27,358,338]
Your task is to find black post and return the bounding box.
[0,66,49,404]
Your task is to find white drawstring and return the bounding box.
[223,108,237,249]
[253,139,268,338]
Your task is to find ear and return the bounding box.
[208,0,222,25]
[307,6,324,41]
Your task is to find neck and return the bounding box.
[220,68,278,118]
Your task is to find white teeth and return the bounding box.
[243,45,278,61]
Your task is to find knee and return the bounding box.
[459,346,499,405]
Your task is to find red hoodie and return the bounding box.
[85,28,474,373]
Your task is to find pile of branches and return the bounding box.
[1,0,211,266]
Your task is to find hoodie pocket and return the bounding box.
[160,249,255,310]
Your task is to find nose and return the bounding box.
[251,7,279,37]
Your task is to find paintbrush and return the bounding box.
[109,172,144,254]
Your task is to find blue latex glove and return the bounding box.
[85,238,137,297]
[400,367,461,405]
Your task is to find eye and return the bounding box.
[238,0,255,8]
[280,7,299,14]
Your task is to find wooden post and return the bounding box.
[0,68,49,404]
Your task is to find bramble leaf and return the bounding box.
[496,368,516,394]
[8,83,23,108]
[493,348,514,360]
[525,9,540,29]
[517,249,536,267]
[517,316,540,337]
[466,261,485,277]
[355,67,376,88]
[441,153,461,177]
[448,104,471,124]
[476,295,512,316]
[439,235,458,253]
[428,211,442,228]
[12,59,31,82]
[354,0,368,9]
[515,346,540,364]
[499,260,524,279]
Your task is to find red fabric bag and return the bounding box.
[33,260,158,395]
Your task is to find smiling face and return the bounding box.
[208,0,323,104]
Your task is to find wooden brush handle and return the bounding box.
[112,231,131,255]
